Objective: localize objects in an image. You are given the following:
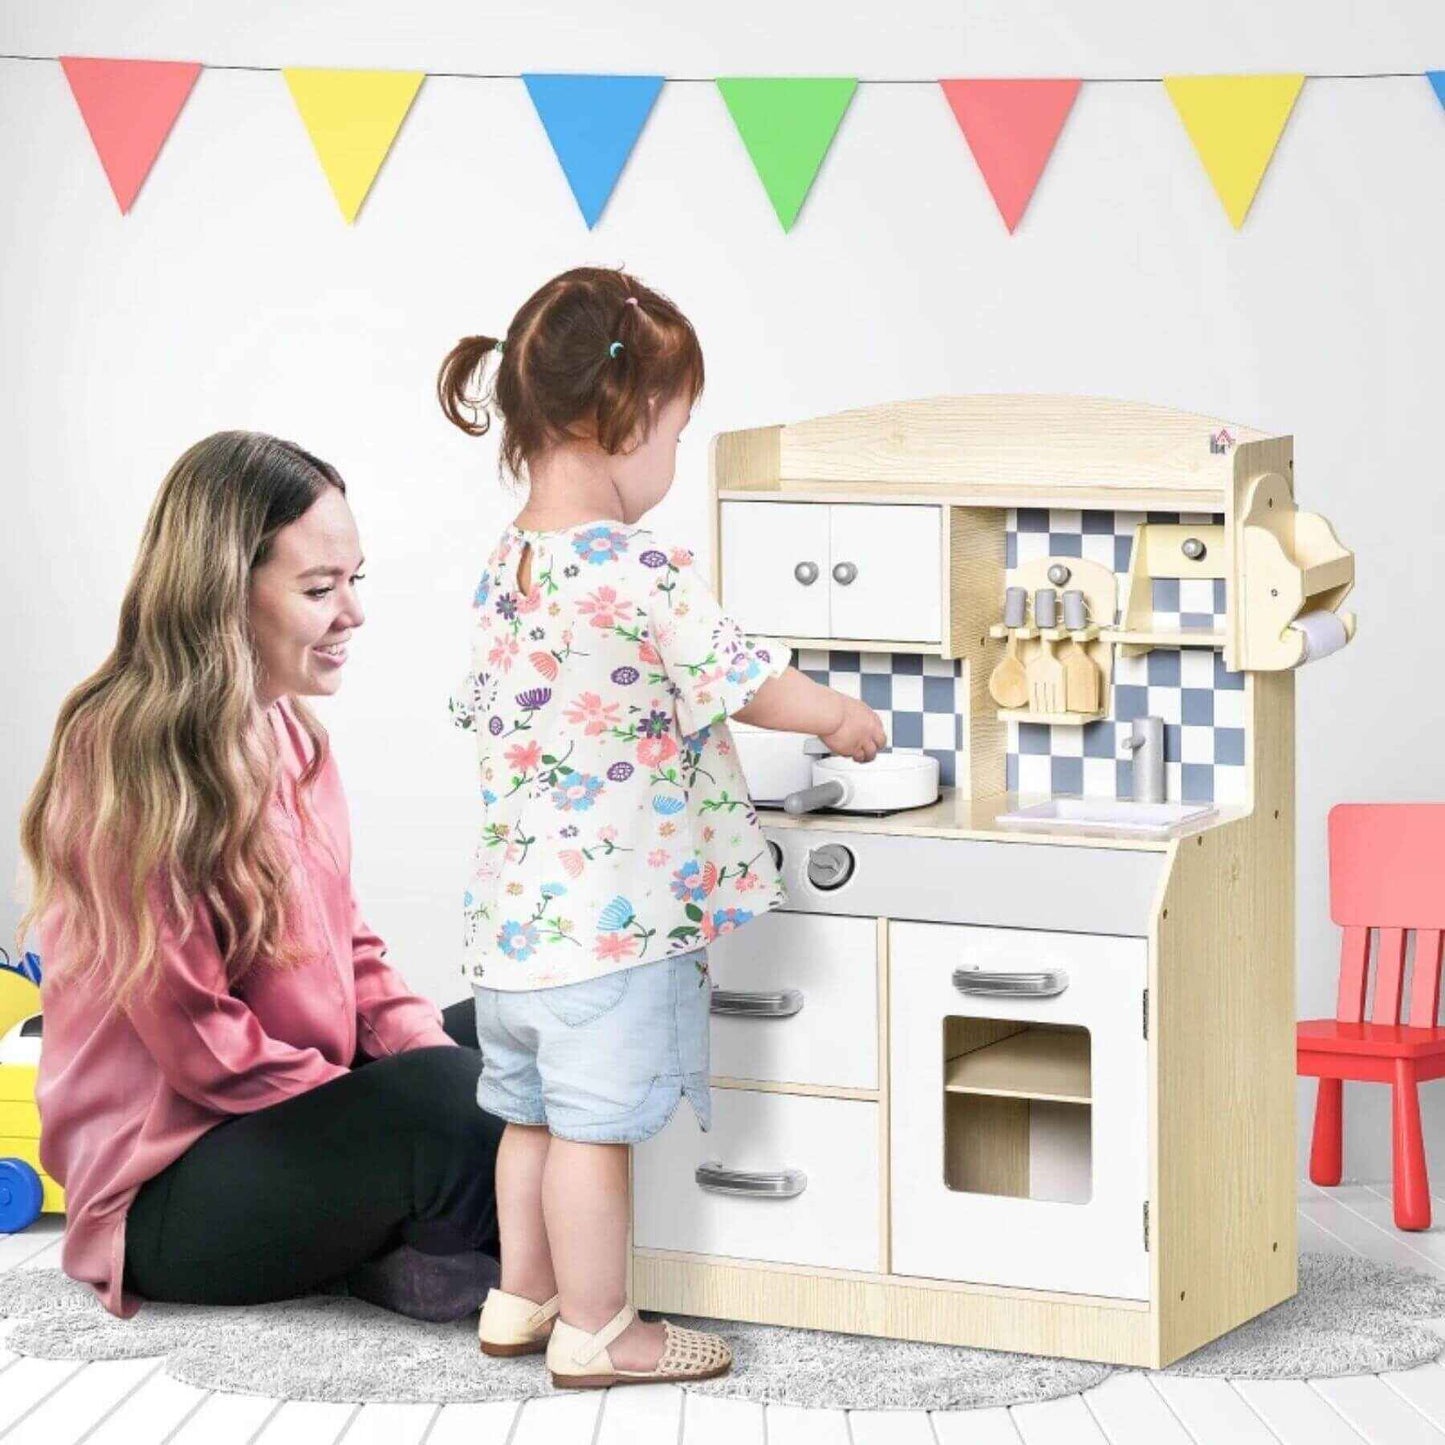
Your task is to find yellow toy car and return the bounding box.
[0,951,63,1232]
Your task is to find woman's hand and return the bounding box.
[819,693,887,763]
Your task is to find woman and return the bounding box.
[18,431,503,1322]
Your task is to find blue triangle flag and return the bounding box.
[1430,71,1445,109]
[522,74,664,227]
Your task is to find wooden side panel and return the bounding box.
[1153,669,1297,1365]
[948,506,1006,796]
[775,395,1261,495]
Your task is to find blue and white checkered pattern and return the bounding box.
[795,509,1248,805]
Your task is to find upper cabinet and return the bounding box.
[720,501,943,647]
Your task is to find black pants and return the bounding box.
[123,1000,502,1305]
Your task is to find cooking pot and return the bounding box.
[732,724,818,806]
[783,752,940,816]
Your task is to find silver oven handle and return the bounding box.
[952,968,1069,998]
[695,1162,807,1199]
[710,988,804,1018]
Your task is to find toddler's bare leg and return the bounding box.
[543,1137,666,1370]
[496,1122,557,1303]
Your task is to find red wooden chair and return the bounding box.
[1299,803,1445,1230]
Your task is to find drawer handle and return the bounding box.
[952,968,1069,998]
[695,1162,807,1199]
[710,988,804,1018]
[831,560,858,586]
[793,560,819,586]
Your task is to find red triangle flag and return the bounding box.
[60,57,202,213]
[939,79,1080,232]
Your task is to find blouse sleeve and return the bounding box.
[643,542,791,739]
[123,895,349,1114]
[351,890,456,1057]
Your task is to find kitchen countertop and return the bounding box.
[756,790,1249,850]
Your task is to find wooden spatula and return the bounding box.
[1028,637,1066,714]
[1061,638,1101,714]
[987,633,1029,709]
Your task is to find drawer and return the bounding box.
[888,922,1150,1300]
[632,1089,879,1272]
[709,911,877,1090]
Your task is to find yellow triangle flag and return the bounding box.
[284,68,424,222]
[1163,74,1304,228]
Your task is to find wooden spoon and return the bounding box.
[987,633,1029,709]
[1061,638,1101,714]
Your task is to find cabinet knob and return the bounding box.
[793,560,819,586]
[832,560,858,586]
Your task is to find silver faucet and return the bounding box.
[1121,716,1165,804]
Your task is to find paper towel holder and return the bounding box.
[1224,441,1356,672]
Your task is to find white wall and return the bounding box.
[3,0,1443,1181]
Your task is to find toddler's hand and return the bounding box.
[819,694,887,764]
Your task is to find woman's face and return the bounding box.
[611,392,691,523]
[248,486,366,706]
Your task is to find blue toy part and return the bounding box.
[0,1157,43,1232]
[0,950,42,986]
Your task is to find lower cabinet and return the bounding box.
[632,1088,880,1272]
[888,922,1150,1300]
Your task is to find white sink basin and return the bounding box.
[996,798,1218,837]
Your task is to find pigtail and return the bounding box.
[437,335,501,438]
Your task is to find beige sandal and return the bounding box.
[478,1288,560,1357]
[546,1302,732,1389]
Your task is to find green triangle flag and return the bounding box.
[716,77,857,230]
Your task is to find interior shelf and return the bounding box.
[944,1028,1092,1104]
[996,709,1106,727]
[1103,626,1225,651]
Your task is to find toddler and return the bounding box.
[439,267,884,1388]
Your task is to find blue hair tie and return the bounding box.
[608,341,624,358]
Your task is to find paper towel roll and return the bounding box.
[1288,610,1349,665]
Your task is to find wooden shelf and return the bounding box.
[945,1028,1091,1104]
[997,709,1107,727]
[1103,627,1225,650]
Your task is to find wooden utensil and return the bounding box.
[1061,637,1102,714]
[987,633,1029,709]
[1027,637,1066,714]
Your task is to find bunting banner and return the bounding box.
[13,57,1445,231]
[523,74,664,228]
[60,56,201,213]
[939,78,1080,232]
[1163,73,1305,228]
[283,67,425,223]
[716,77,857,230]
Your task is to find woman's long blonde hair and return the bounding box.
[18,431,346,1004]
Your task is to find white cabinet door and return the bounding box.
[633,1089,879,1271]
[828,505,942,643]
[720,502,828,638]
[888,922,1150,1300]
[709,911,877,1090]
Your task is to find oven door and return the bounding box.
[888,922,1150,1301]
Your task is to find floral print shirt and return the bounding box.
[451,520,790,990]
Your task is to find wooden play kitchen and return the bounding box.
[627,396,1358,1368]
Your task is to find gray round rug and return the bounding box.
[0,1253,1440,1411]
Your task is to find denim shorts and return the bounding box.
[472,948,712,1144]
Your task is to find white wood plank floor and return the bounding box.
[4,1181,1445,1445]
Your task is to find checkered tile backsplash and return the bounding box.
[797,509,1248,805]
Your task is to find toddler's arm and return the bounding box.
[736,668,886,764]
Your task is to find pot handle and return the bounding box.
[783,779,847,815]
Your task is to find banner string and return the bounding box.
[0,53,1434,83]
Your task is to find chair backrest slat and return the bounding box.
[1330,804,1445,1030]
[1411,930,1444,1028]
[1337,925,1370,1024]
[1372,927,1408,1026]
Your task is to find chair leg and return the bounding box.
[1309,1077,1344,1187]
[1391,1060,1432,1231]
